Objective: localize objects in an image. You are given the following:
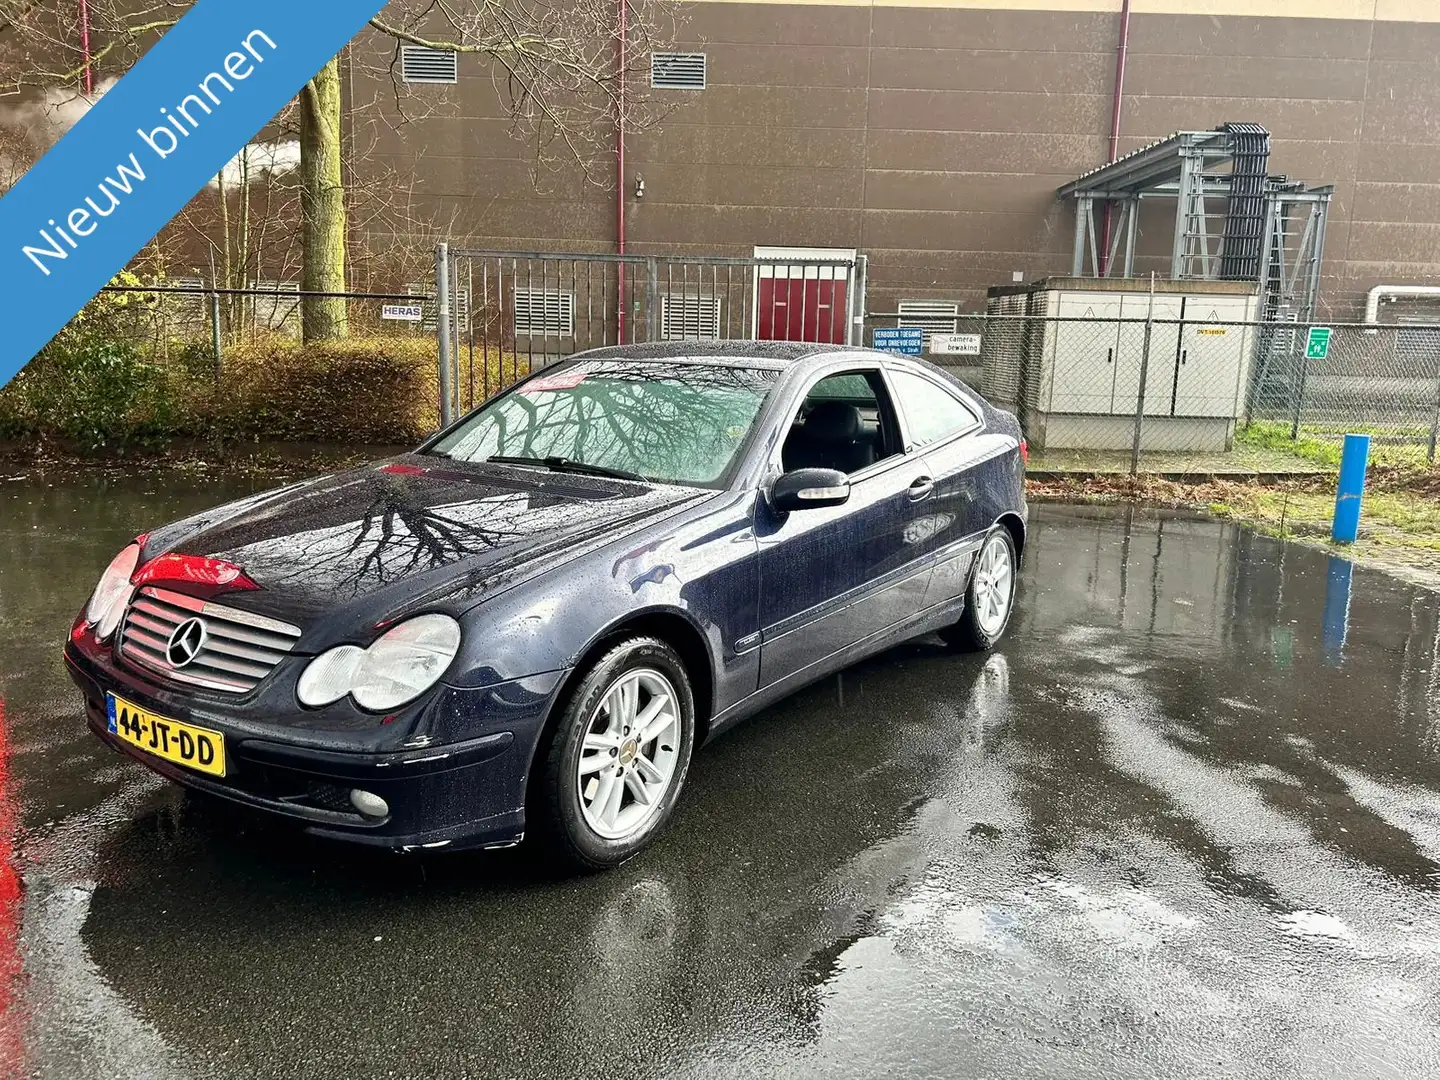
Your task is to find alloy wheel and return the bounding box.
[973,533,1014,638]
[576,668,682,840]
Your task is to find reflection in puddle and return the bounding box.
[1277,910,1353,943]
[1323,556,1353,666]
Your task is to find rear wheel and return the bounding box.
[940,526,1017,652]
[534,637,695,870]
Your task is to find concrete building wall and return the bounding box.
[355,0,1440,319]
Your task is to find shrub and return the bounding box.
[0,280,189,451]
[214,339,436,443]
[1,312,527,452]
[212,338,526,444]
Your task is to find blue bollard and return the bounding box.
[1332,433,1370,544]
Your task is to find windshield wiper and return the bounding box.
[487,455,646,483]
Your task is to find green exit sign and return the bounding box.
[1306,326,1333,361]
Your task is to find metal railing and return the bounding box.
[433,245,867,424]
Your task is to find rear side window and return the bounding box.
[803,373,873,402]
[888,369,980,447]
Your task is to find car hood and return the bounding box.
[140,455,711,635]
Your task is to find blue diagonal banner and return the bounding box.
[0,0,387,380]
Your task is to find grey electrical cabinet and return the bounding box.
[980,278,1261,451]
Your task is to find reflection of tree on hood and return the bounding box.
[227,477,610,598]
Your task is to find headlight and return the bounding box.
[86,544,141,641]
[297,614,461,712]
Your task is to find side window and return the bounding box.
[781,370,902,476]
[887,369,980,447]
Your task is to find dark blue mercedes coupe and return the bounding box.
[65,342,1027,869]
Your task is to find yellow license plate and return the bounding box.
[106,693,227,777]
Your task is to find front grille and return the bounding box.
[118,586,302,694]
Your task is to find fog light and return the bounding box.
[349,789,389,819]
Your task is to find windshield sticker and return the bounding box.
[522,370,588,393]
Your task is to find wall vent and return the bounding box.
[401,46,459,84]
[252,280,300,334]
[897,299,960,349]
[407,283,471,335]
[514,289,575,337]
[661,294,722,340]
[651,52,706,90]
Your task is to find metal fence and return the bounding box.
[99,283,446,365]
[434,245,866,424]
[95,259,1440,474]
[862,309,1440,471]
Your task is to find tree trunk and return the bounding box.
[300,60,347,343]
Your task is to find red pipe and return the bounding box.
[79,0,94,94]
[615,0,627,344]
[1098,0,1131,276]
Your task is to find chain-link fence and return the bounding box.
[99,283,447,366]
[864,309,1440,473]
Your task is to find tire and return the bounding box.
[533,636,696,871]
[940,525,1018,652]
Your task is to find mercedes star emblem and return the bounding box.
[165,618,207,669]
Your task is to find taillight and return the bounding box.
[1019,439,1029,466]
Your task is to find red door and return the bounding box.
[757,272,849,344]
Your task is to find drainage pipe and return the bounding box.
[1365,284,1440,325]
[1098,0,1132,276]
[615,0,628,344]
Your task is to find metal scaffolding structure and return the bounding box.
[1057,126,1333,321]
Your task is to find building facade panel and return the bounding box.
[627,162,868,209]
[866,48,1111,94]
[698,43,872,87]
[866,88,1114,134]
[351,0,1440,318]
[628,124,866,169]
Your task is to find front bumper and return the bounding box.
[66,640,567,852]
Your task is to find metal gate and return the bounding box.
[431,246,866,422]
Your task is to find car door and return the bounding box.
[754,367,934,687]
[883,365,1014,612]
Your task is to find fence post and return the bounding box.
[436,242,454,428]
[1289,333,1309,440]
[208,292,221,385]
[1428,353,1440,464]
[852,255,868,347]
[645,257,661,342]
[1130,272,1157,477]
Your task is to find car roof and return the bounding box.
[572,340,844,370]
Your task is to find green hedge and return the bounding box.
[0,319,526,453]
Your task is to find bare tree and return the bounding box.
[0,0,683,344]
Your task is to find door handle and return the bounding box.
[908,476,935,501]
[1181,349,1188,366]
[1107,347,1114,364]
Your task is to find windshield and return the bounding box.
[429,360,779,487]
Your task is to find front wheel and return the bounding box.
[940,526,1017,652]
[533,637,695,871]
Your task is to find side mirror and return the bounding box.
[769,468,851,513]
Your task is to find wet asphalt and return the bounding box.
[1,470,1439,1079]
